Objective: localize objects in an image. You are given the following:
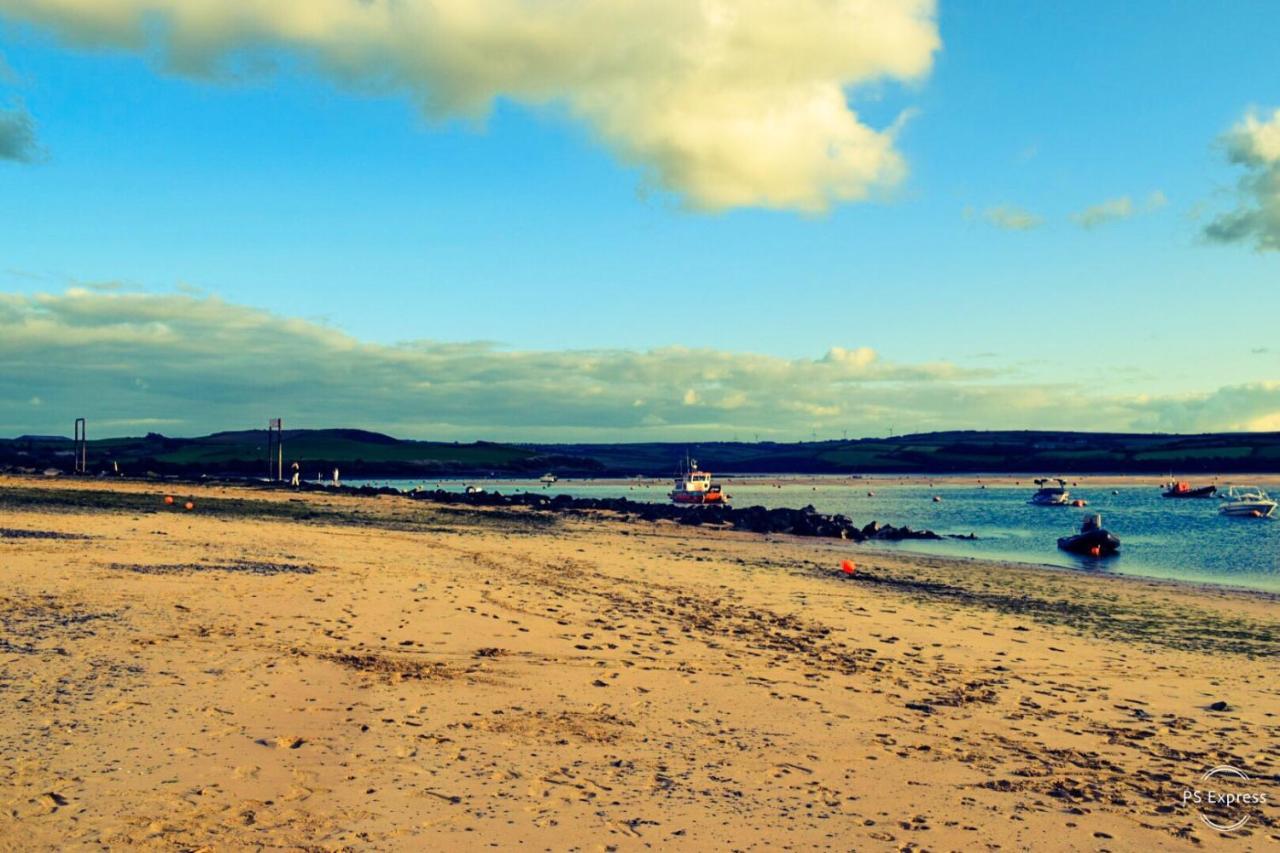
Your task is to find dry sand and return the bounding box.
[0,475,1276,850]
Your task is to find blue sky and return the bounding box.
[0,0,1278,439]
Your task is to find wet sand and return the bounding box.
[0,475,1276,850]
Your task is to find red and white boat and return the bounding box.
[669,456,728,505]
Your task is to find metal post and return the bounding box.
[267,418,283,481]
[73,418,87,474]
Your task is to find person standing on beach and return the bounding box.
[332,467,340,487]
[290,461,300,487]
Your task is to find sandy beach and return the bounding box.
[1,475,1277,850]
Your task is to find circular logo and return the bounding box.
[1184,766,1266,832]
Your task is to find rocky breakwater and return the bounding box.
[399,488,952,543]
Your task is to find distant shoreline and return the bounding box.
[350,472,1280,487]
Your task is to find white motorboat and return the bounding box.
[539,472,558,486]
[1219,486,1277,518]
[1029,478,1070,506]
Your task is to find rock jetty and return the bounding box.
[394,487,947,543]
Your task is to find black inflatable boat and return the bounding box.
[1057,514,1120,557]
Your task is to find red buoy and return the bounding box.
[841,559,857,576]
[163,495,174,505]
[184,501,195,511]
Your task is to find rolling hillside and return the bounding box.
[3,428,1279,478]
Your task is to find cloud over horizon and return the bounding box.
[0,0,940,211]
[1204,107,1280,251]
[1,289,1276,440]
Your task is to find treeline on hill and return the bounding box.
[3,428,1280,478]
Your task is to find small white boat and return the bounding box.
[539,472,558,486]
[1029,478,1070,506]
[1219,486,1277,518]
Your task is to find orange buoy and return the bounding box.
[840,559,857,576]
[163,495,174,505]
[1251,510,1263,518]
[184,501,195,511]
[1088,545,1102,557]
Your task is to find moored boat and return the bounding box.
[669,456,728,506]
[1162,480,1217,499]
[1219,486,1277,518]
[1057,514,1120,557]
[1029,478,1070,506]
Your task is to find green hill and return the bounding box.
[3,428,1279,478]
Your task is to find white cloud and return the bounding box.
[1073,196,1132,229]
[1204,107,1280,251]
[983,204,1042,231]
[0,0,941,211]
[1071,191,1166,229]
[1226,109,1280,164]
[1,288,1276,439]
[1138,381,1280,433]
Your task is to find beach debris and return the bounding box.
[1207,700,1230,712]
[840,559,857,576]
[905,702,934,714]
[40,791,69,811]
[0,528,92,540]
[109,560,315,575]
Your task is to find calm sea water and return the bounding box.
[346,477,1280,593]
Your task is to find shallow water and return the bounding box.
[346,477,1280,593]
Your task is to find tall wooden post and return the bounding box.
[73,418,87,474]
[267,418,283,481]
